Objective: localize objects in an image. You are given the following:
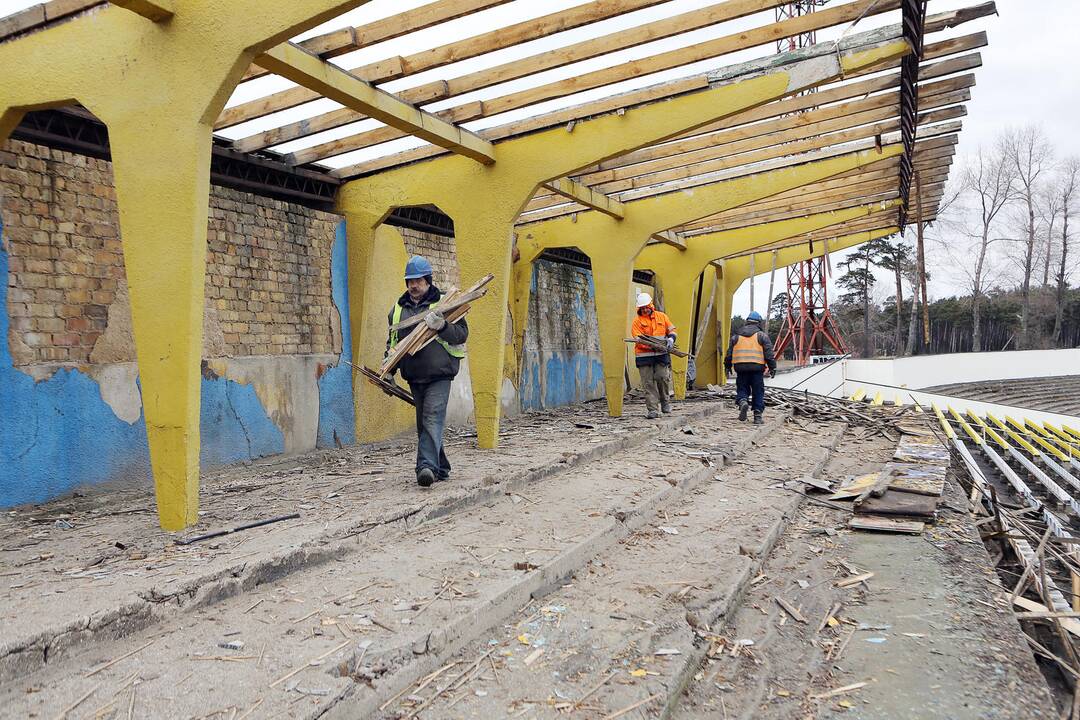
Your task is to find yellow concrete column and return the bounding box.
[591,258,636,417]
[693,268,721,388]
[347,221,417,442]
[108,119,212,530]
[655,274,695,400]
[452,211,518,448]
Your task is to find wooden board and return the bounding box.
[830,472,878,500]
[854,490,938,518]
[881,461,947,497]
[848,516,925,534]
[893,437,951,465]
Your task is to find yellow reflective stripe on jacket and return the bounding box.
[390,301,465,358]
[732,333,765,365]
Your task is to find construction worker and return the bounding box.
[632,292,677,419]
[724,311,776,425]
[387,256,468,487]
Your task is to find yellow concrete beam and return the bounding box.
[109,0,174,21]
[542,178,624,219]
[258,43,495,165]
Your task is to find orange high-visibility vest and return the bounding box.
[732,333,765,365]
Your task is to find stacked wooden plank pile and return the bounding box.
[832,424,951,535]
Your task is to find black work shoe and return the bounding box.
[646,410,660,420]
[738,399,749,422]
[661,404,672,414]
[417,468,435,487]
[753,412,764,425]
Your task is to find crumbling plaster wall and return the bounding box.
[0,140,354,506]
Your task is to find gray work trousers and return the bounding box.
[639,363,672,413]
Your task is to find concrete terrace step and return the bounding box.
[0,396,733,683]
[362,421,845,720]
[0,405,783,719]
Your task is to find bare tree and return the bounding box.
[1038,187,1063,288]
[944,145,1016,352]
[1003,126,1054,347]
[1053,157,1079,344]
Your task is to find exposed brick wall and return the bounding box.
[399,227,459,290]
[1,140,341,366]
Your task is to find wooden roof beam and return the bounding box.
[542,178,625,220]
[240,0,515,83]
[333,33,984,178]
[235,0,921,156]
[255,43,495,164]
[108,0,172,21]
[221,0,798,131]
[238,29,984,157]
[651,231,687,250]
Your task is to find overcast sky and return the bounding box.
[1,0,1074,312]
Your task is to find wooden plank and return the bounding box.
[331,28,985,177]
[223,0,794,132]
[108,0,172,21]
[264,0,931,165]
[254,43,495,165]
[650,231,686,249]
[0,0,100,41]
[543,178,625,219]
[239,0,515,82]
[331,35,980,178]
[854,490,939,517]
[848,516,925,534]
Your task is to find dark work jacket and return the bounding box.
[724,321,777,374]
[386,285,468,385]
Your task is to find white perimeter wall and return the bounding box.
[764,348,1080,426]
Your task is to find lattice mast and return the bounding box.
[771,0,848,365]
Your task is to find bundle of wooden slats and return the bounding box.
[345,360,414,406]
[378,273,494,378]
[624,335,691,358]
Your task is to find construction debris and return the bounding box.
[625,335,691,358]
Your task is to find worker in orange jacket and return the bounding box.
[632,293,677,419]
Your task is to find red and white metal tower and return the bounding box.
[771,1,848,365]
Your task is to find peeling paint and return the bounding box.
[316,221,356,448]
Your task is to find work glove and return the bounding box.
[666,337,675,351]
[424,310,446,331]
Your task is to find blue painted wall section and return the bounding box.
[0,222,152,506]
[1,217,296,508]
[316,221,356,448]
[520,260,605,411]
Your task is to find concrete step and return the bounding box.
[364,422,845,720]
[0,404,780,718]
[0,397,731,684]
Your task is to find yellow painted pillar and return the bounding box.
[655,273,696,400]
[346,221,416,442]
[591,258,636,417]
[693,268,721,388]
[104,119,212,530]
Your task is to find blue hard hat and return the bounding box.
[747,311,764,322]
[404,255,433,280]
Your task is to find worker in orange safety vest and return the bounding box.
[723,311,776,425]
[631,292,677,420]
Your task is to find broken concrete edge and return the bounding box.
[0,401,736,683]
[317,414,790,719]
[656,421,849,720]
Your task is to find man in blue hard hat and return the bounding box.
[724,311,776,425]
[387,256,469,487]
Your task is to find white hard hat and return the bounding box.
[636,292,652,308]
